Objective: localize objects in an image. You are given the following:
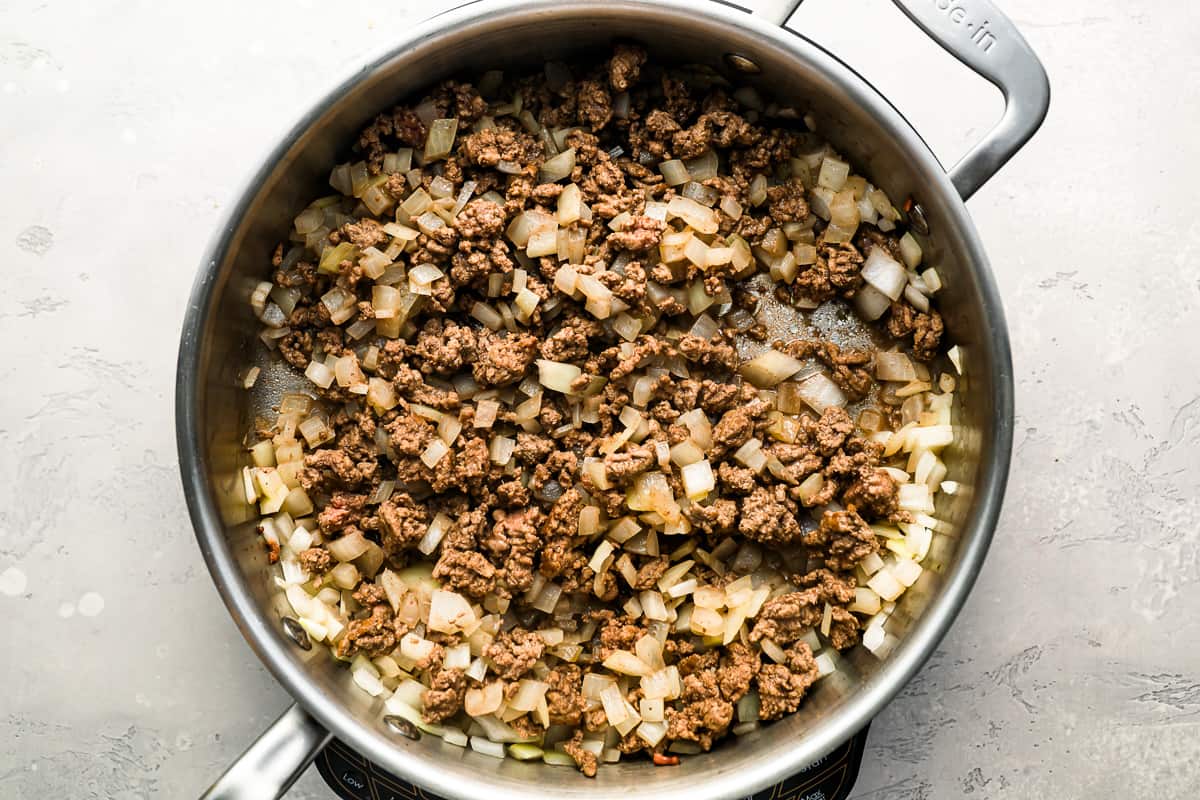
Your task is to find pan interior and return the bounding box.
[181,2,1009,798]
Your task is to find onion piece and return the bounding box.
[428,589,478,634]
[684,149,718,181]
[659,159,690,186]
[861,248,908,300]
[328,531,370,562]
[510,679,549,712]
[666,195,720,234]
[539,148,576,183]
[304,360,335,390]
[680,460,715,500]
[682,181,720,207]
[796,372,847,412]
[537,359,582,394]
[853,284,892,321]
[465,681,504,717]
[817,156,850,190]
[875,351,917,382]
[899,232,923,269]
[747,174,768,207]
[740,350,804,388]
[557,183,582,225]
[603,650,653,676]
[424,118,458,161]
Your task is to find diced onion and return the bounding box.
[666,196,719,234]
[328,531,370,562]
[899,232,923,268]
[489,435,515,465]
[424,118,458,161]
[420,439,449,468]
[867,569,904,602]
[854,285,892,321]
[536,359,582,394]
[740,350,804,388]
[603,650,653,676]
[539,148,576,183]
[637,720,668,747]
[428,589,478,634]
[876,351,917,382]
[892,558,923,587]
[796,372,847,412]
[817,156,850,191]
[659,159,690,186]
[861,248,908,301]
[304,360,335,389]
[680,460,715,500]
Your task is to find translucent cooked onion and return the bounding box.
[507,210,555,248]
[526,226,558,258]
[904,283,930,312]
[876,351,917,382]
[304,360,335,389]
[603,650,653,676]
[330,561,360,590]
[537,359,582,394]
[465,681,504,717]
[853,284,892,321]
[899,232,923,268]
[747,174,768,207]
[428,589,477,634]
[510,679,549,712]
[666,195,719,234]
[577,274,614,319]
[424,118,458,161]
[817,155,850,191]
[796,372,847,412]
[681,181,720,207]
[539,148,576,183]
[659,159,690,186]
[328,530,370,562]
[861,248,907,300]
[410,263,445,287]
[740,350,804,388]
[557,183,582,225]
[829,189,860,229]
[680,460,715,500]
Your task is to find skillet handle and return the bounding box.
[199,703,332,800]
[753,0,1050,200]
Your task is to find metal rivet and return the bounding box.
[907,201,930,236]
[724,53,761,74]
[384,715,422,741]
[282,616,312,650]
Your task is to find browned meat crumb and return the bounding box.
[756,642,819,720]
[608,44,647,92]
[298,547,332,575]
[563,731,599,777]
[473,330,539,387]
[421,668,467,723]
[432,549,496,598]
[485,628,546,680]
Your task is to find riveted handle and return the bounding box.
[748,0,1050,199]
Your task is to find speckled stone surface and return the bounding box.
[1,0,1197,797]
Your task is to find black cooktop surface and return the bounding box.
[316,725,869,800]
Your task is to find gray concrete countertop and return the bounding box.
[1,0,1196,797]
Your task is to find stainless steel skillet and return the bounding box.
[177,1,1048,797]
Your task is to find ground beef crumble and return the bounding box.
[251,44,953,779]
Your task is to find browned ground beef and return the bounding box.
[253,45,948,777]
